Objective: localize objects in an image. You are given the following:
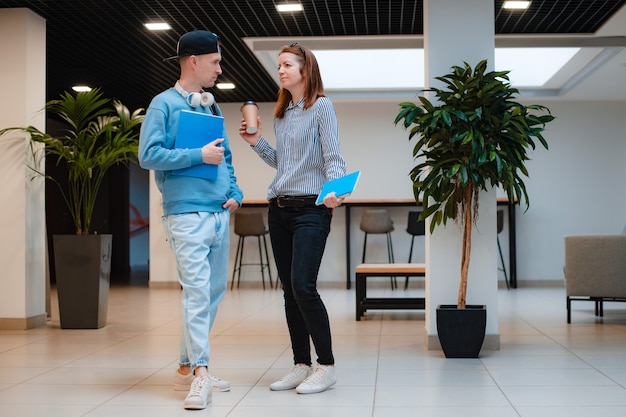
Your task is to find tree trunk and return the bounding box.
[458,184,474,308]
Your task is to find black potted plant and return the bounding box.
[0,88,144,328]
[394,60,554,357]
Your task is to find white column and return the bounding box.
[423,0,500,350]
[0,9,47,329]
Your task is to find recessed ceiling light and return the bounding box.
[144,22,171,31]
[503,1,531,9]
[253,44,579,97]
[72,85,92,92]
[216,83,235,90]
[276,3,303,13]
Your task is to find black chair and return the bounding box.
[497,209,510,290]
[405,211,426,290]
[360,209,396,289]
[231,211,273,289]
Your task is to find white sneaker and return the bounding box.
[174,369,231,392]
[269,364,312,391]
[174,369,195,391]
[183,376,212,410]
[207,373,231,392]
[296,364,336,394]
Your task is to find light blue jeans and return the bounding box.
[162,210,230,371]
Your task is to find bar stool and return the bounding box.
[405,210,425,289]
[231,211,273,289]
[360,209,396,289]
[497,209,510,290]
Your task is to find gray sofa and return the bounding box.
[564,234,626,323]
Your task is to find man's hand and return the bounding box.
[223,198,240,213]
[201,138,225,164]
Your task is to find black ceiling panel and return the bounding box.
[0,0,623,110]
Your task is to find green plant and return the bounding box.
[0,88,144,235]
[394,59,554,308]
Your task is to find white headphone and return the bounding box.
[174,81,215,108]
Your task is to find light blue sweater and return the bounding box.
[139,88,243,215]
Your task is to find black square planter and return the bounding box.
[53,234,112,329]
[436,304,486,358]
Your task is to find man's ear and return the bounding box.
[187,55,199,68]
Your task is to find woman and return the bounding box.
[239,42,346,394]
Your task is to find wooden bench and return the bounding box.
[355,263,426,320]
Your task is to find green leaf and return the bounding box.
[0,88,144,235]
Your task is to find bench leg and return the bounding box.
[356,273,366,321]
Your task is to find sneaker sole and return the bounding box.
[183,401,210,410]
[269,383,298,391]
[175,384,231,392]
[183,392,212,409]
[270,377,311,391]
[296,380,337,394]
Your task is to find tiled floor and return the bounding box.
[1,277,626,417]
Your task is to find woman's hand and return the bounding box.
[322,192,344,209]
[238,116,262,146]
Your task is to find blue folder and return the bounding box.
[172,110,224,180]
[316,171,361,205]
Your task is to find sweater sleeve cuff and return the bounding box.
[189,149,204,166]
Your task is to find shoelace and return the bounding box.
[188,377,210,396]
[303,367,324,384]
[281,366,308,382]
[208,374,223,383]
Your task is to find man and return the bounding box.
[139,30,243,410]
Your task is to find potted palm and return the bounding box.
[0,88,144,328]
[394,60,554,357]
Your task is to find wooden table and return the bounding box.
[240,197,518,290]
[343,198,517,289]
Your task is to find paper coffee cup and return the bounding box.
[241,101,259,134]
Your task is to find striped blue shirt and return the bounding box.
[253,97,346,199]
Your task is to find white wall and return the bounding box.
[514,100,626,280]
[225,100,416,201]
[147,98,626,286]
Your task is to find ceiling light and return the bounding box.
[495,47,579,86]
[314,49,423,90]
[503,1,531,9]
[276,3,303,13]
[144,22,171,31]
[72,85,92,92]
[316,48,578,89]
[254,45,578,97]
[216,83,235,90]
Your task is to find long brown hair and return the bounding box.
[274,42,325,119]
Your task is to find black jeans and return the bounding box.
[268,203,335,366]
